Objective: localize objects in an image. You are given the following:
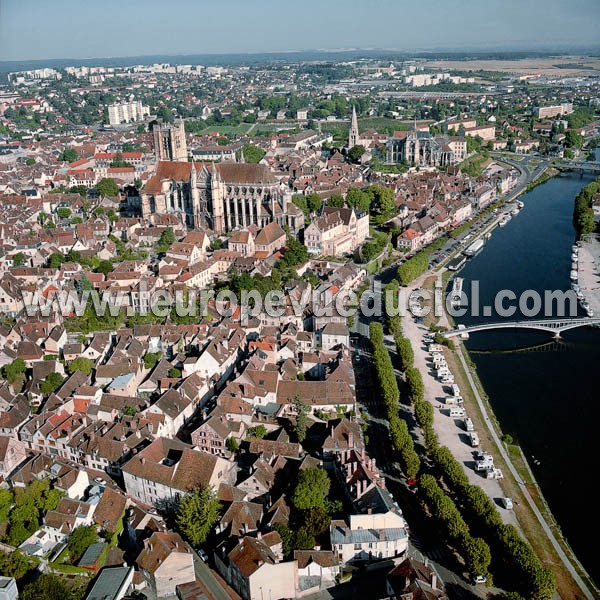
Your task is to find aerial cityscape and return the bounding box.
[0,1,599,599]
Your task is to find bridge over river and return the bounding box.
[443,317,600,338]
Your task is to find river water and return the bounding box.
[455,163,599,584]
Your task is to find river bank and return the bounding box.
[441,170,600,596]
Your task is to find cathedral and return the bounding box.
[140,161,303,235]
[386,128,467,167]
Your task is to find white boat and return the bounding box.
[498,217,509,227]
[571,254,578,262]
[572,262,578,271]
[511,208,520,216]
[464,239,485,257]
[517,201,524,209]
[570,270,578,280]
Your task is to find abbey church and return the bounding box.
[138,121,303,235]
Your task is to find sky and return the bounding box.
[1,0,599,62]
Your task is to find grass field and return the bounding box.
[196,124,252,136]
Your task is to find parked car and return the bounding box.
[197,549,209,562]
[473,575,487,584]
[500,497,513,510]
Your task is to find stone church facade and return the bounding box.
[140,161,303,235]
[386,129,467,167]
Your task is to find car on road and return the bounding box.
[473,575,487,584]
[197,549,209,562]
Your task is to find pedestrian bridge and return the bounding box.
[443,318,600,338]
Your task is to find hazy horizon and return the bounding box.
[1,0,599,63]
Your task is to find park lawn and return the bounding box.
[197,124,251,136]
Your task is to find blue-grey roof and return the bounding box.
[85,566,133,600]
[78,541,105,566]
[108,373,135,389]
[330,525,407,545]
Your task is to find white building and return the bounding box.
[330,511,408,564]
[108,101,149,125]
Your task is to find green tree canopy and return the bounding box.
[59,148,78,163]
[40,372,65,396]
[66,525,97,563]
[242,143,266,164]
[67,357,94,376]
[327,194,345,208]
[292,467,331,511]
[293,395,309,443]
[22,574,74,600]
[348,144,366,163]
[96,177,119,197]
[176,487,221,546]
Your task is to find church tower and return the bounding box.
[153,119,188,162]
[348,105,360,149]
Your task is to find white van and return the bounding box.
[501,497,513,509]
[441,375,455,384]
[445,396,458,406]
[475,459,494,471]
[463,417,474,432]
[449,407,466,418]
[451,384,461,397]
[469,432,480,447]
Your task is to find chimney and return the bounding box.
[140,457,145,465]
[431,572,437,590]
[347,431,353,447]
[378,529,385,541]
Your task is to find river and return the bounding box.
[455,161,599,585]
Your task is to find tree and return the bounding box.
[292,467,330,511]
[272,522,294,558]
[293,527,316,550]
[56,207,71,219]
[247,425,267,439]
[327,194,345,208]
[40,372,65,396]
[67,357,94,376]
[12,252,26,267]
[96,177,119,198]
[368,185,396,222]
[176,487,221,546]
[348,144,366,163]
[21,574,73,600]
[302,507,331,536]
[346,187,372,212]
[306,193,323,214]
[66,525,97,563]
[293,395,309,443]
[158,227,175,251]
[225,437,239,453]
[143,352,160,370]
[49,252,65,269]
[168,367,182,378]
[95,259,114,275]
[26,157,36,166]
[0,488,13,522]
[564,129,583,149]
[0,550,35,581]
[461,534,491,577]
[242,144,266,164]
[2,358,26,386]
[59,148,78,163]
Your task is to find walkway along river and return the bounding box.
[455,169,600,586]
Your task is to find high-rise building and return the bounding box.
[152,119,188,162]
[107,101,149,125]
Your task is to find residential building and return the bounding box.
[137,532,195,598]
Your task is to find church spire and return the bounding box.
[348,105,359,149]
